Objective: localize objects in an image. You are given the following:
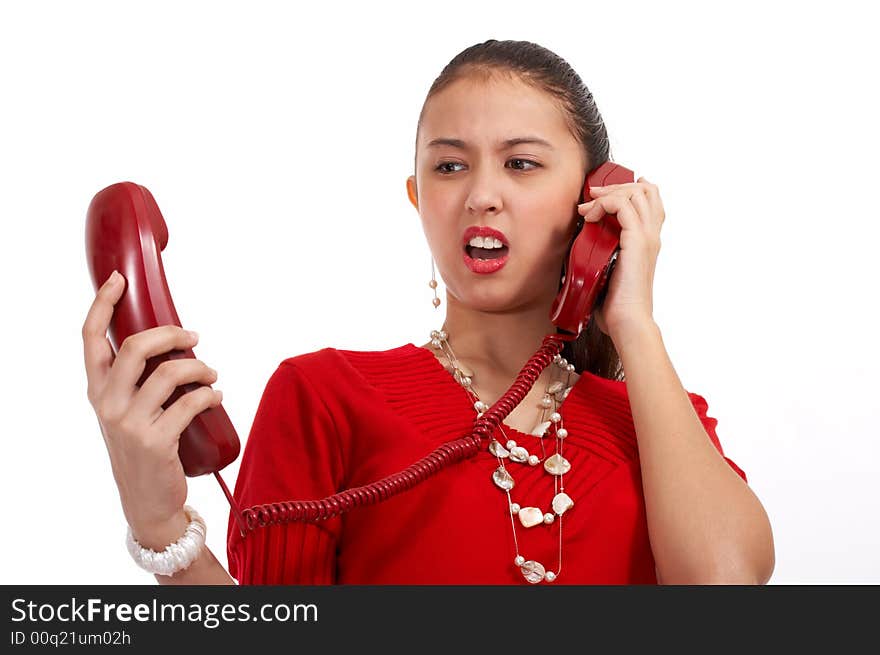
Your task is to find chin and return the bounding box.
[457,285,546,314]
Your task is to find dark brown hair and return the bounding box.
[414,39,624,382]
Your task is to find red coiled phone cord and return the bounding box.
[218,333,568,539]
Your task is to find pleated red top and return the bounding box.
[226,343,746,585]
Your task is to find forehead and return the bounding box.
[418,74,572,147]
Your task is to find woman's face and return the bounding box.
[408,73,588,314]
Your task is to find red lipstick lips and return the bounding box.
[461,225,509,248]
[462,225,510,275]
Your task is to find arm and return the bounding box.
[132,512,236,585]
[612,319,775,585]
[155,546,235,585]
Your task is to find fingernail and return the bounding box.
[186,330,199,341]
[590,186,604,191]
[107,270,120,285]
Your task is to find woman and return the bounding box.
[82,39,774,585]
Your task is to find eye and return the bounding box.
[435,161,465,174]
[507,158,541,171]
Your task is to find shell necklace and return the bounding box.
[429,328,576,584]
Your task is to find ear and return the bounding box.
[406,175,419,209]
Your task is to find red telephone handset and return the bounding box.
[552,161,634,337]
[84,160,633,536]
[85,183,240,478]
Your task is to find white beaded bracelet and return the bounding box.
[125,505,206,577]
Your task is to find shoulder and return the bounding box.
[262,342,446,441]
[271,342,431,395]
[278,342,422,374]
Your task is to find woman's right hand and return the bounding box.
[82,271,223,551]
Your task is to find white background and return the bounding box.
[2,0,877,584]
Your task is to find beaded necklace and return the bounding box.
[429,328,576,584]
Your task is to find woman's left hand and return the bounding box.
[576,176,665,340]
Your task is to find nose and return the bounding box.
[465,165,504,215]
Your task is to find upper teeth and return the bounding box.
[468,236,505,248]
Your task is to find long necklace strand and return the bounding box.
[429,328,576,584]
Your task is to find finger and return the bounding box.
[577,199,598,217]
[579,193,640,231]
[629,190,657,231]
[152,385,223,439]
[132,358,218,424]
[587,184,618,197]
[588,181,643,197]
[82,271,126,401]
[102,325,199,418]
[638,177,663,219]
[579,195,614,221]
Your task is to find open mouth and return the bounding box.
[461,229,510,274]
[465,244,510,260]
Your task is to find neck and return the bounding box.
[437,291,561,380]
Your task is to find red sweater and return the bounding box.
[226,343,746,585]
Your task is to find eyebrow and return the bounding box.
[425,136,554,150]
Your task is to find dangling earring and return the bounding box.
[429,257,440,308]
